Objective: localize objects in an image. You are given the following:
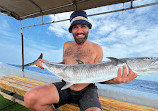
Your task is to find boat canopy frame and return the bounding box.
[0,0,136,20]
[0,0,158,74]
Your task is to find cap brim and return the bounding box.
[69,20,92,33]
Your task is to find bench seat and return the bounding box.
[0,75,157,111]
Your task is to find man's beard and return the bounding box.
[73,32,88,45]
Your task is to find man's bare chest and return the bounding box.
[63,47,95,63]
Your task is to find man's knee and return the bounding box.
[24,89,38,108]
[85,107,102,111]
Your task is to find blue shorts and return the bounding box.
[53,80,101,111]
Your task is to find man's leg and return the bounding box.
[24,83,59,111]
[79,84,102,111]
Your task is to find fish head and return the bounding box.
[145,57,158,71]
[127,57,158,74]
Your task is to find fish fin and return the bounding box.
[107,57,119,61]
[61,82,73,90]
[76,60,84,64]
[19,53,43,67]
[107,57,125,66]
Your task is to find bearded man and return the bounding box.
[24,11,137,111]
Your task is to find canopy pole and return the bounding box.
[20,20,25,77]
[131,0,133,8]
[73,0,78,11]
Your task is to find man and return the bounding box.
[24,11,137,111]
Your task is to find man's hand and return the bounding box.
[36,59,48,69]
[101,65,137,84]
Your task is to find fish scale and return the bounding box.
[41,57,158,90]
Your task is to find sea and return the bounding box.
[8,64,158,95]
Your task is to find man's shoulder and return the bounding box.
[88,41,102,49]
[63,41,73,48]
[64,41,73,45]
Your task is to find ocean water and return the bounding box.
[107,79,158,94]
[7,64,158,95]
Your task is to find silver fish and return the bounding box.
[41,57,158,90]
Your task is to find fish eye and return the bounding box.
[145,57,152,60]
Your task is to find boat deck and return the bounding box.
[0,75,157,111]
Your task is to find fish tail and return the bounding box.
[19,53,43,67]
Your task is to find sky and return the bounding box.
[0,0,158,81]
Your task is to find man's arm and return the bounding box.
[94,45,103,63]
[94,44,137,84]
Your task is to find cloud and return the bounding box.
[47,0,157,39]
[24,45,63,64]
[46,0,158,62]
[48,12,72,39]
[0,42,21,64]
[0,38,63,65]
[18,37,64,63]
[100,23,158,60]
[0,19,13,38]
[48,21,71,39]
[87,2,158,60]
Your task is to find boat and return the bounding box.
[0,0,158,110]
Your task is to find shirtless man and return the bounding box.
[24,11,137,111]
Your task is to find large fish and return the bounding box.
[41,57,158,90]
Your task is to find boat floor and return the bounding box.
[0,75,158,111]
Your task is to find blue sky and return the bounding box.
[0,0,158,66]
